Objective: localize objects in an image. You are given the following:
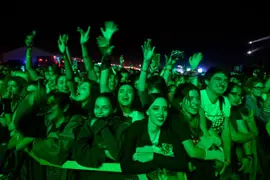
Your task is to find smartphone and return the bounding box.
[171,50,184,59]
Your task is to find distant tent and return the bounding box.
[3,47,53,65]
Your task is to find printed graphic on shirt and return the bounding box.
[200,90,231,133]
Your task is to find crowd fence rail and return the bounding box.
[26,150,188,180]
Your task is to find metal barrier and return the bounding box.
[27,150,122,172]
[27,150,187,180]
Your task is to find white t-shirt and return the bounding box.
[200,89,231,133]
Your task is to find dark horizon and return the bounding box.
[1,6,269,68]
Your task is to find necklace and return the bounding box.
[149,130,161,145]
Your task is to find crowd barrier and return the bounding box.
[26,150,122,172]
[26,150,188,180]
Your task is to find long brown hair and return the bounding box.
[172,83,201,136]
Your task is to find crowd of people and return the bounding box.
[0,21,269,180]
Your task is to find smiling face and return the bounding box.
[94,96,114,118]
[147,97,168,127]
[118,84,134,107]
[207,72,229,96]
[181,89,200,115]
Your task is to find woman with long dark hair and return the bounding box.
[73,93,128,179]
[170,83,223,180]
[120,93,189,179]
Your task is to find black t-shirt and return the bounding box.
[168,110,192,143]
[230,106,243,130]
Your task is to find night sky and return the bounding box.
[1,5,269,70]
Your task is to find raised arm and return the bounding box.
[57,34,76,96]
[25,31,39,81]
[97,21,118,93]
[77,26,98,82]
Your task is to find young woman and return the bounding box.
[224,82,258,180]
[245,78,270,123]
[117,83,144,123]
[73,79,100,116]
[120,93,189,179]
[29,92,85,164]
[244,78,270,179]
[73,93,128,179]
[9,91,85,180]
[171,83,223,180]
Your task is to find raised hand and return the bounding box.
[77,26,91,44]
[62,34,69,44]
[100,21,118,42]
[189,52,203,70]
[141,39,155,63]
[25,30,36,48]
[34,80,46,105]
[96,36,114,56]
[165,50,184,66]
[96,35,110,48]
[119,55,124,65]
[57,34,68,54]
[150,54,161,71]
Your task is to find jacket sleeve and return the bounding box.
[73,120,106,168]
[120,122,158,174]
[101,118,130,161]
[32,115,84,165]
